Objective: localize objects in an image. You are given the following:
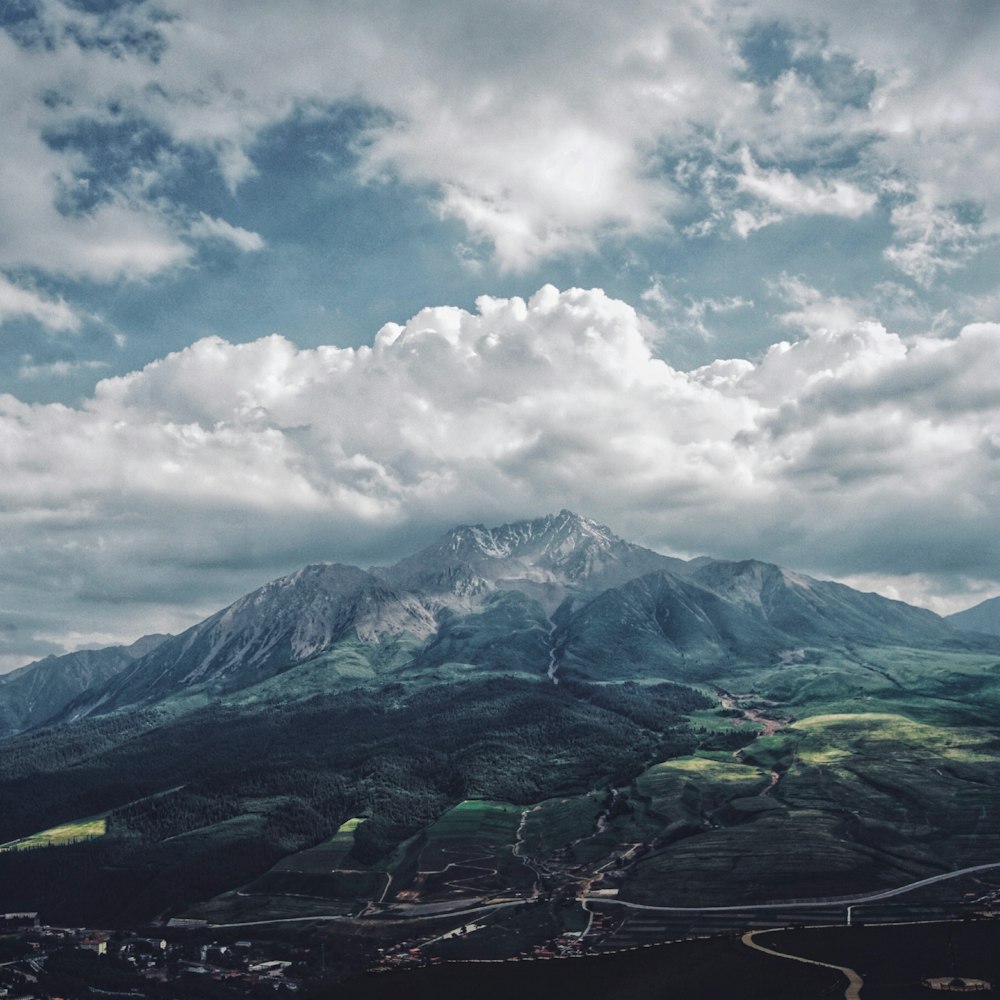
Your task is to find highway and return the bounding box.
[584,859,1000,913]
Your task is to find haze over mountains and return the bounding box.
[2,511,994,739]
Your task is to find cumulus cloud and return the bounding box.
[2,284,999,668]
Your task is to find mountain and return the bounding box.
[64,563,437,718]
[947,595,1000,636]
[687,559,966,647]
[558,560,982,681]
[375,509,686,610]
[59,512,682,720]
[51,510,993,725]
[0,634,167,738]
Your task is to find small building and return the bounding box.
[80,935,108,956]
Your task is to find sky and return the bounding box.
[2,0,1000,670]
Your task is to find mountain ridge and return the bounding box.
[0,634,168,738]
[11,510,998,733]
[947,594,1000,636]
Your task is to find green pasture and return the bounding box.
[520,792,605,858]
[274,816,367,873]
[426,799,522,844]
[0,817,107,853]
[636,755,771,806]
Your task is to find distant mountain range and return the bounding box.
[0,633,167,739]
[1,510,991,737]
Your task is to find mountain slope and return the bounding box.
[558,560,991,682]
[64,564,437,718]
[947,595,1000,636]
[688,559,968,648]
[0,635,167,738]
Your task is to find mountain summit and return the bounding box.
[376,509,684,607]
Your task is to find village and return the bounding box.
[0,912,307,999]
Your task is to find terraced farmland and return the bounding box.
[399,800,532,903]
[186,816,381,923]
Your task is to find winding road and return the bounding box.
[742,929,863,1000]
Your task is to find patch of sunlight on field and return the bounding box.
[638,756,770,796]
[323,815,366,861]
[798,747,852,764]
[795,713,995,761]
[0,817,106,853]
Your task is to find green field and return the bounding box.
[520,792,605,857]
[0,817,106,853]
[274,816,368,873]
[425,800,522,844]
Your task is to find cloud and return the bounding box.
[883,190,984,286]
[6,0,992,281]
[2,283,1000,667]
[188,213,265,253]
[734,148,876,233]
[0,273,80,332]
[0,0,992,356]
[642,279,753,342]
[18,358,108,379]
[0,27,191,282]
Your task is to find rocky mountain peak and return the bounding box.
[378,510,680,601]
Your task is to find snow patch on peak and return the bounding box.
[780,568,813,590]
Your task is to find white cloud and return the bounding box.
[0,273,80,332]
[642,279,753,342]
[188,213,265,253]
[735,148,876,232]
[0,29,191,282]
[18,358,108,379]
[883,191,983,286]
[2,284,1000,667]
[1,0,997,281]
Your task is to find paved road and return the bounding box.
[198,898,528,929]
[585,859,1000,913]
[742,929,863,1000]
